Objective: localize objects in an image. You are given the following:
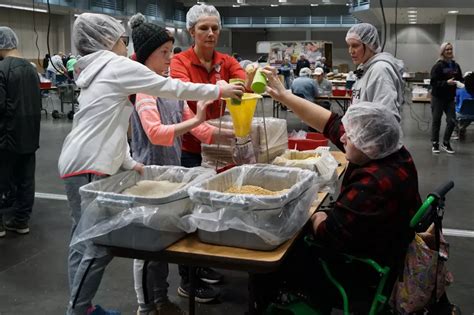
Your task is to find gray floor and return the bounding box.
[1,98,473,314]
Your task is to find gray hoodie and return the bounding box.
[351,52,405,121]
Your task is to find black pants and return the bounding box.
[431,96,456,144]
[0,150,36,223]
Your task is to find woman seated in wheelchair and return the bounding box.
[260,67,457,314]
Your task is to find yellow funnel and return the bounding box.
[224,93,262,137]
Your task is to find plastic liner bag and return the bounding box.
[232,135,257,165]
[272,147,338,193]
[288,129,308,139]
[390,230,453,314]
[180,164,320,251]
[70,166,215,258]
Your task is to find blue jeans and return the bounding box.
[64,174,113,315]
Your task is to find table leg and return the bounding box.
[189,266,197,315]
[248,273,258,315]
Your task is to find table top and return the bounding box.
[412,96,431,103]
[106,151,348,272]
[316,94,352,101]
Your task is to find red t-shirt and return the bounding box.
[170,47,245,153]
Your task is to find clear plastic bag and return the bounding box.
[70,166,215,257]
[180,164,321,249]
[272,147,338,193]
[232,135,257,165]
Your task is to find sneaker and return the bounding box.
[451,132,459,140]
[156,301,186,315]
[4,219,29,234]
[432,142,440,154]
[0,223,5,238]
[87,305,121,315]
[441,142,455,154]
[197,267,223,284]
[177,281,219,303]
[136,309,157,315]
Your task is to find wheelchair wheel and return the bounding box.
[52,110,60,119]
[67,111,74,120]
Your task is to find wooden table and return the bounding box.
[412,95,431,104]
[105,152,348,314]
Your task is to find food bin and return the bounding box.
[73,166,214,252]
[288,132,328,151]
[183,164,319,251]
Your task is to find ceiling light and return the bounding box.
[409,22,417,24]
[232,4,240,7]
[271,4,279,7]
[448,10,459,14]
[407,10,417,14]
[278,0,287,2]
[237,0,246,3]
[408,15,417,18]
[311,4,319,6]
[0,4,47,13]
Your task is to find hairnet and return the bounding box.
[0,27,18,50]
[300,67,312,77]
[345,23,381,53]
[73,13,125,56]
[186,4,222,30]
[341,102,402,160]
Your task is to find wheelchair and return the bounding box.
[265,181,455,315]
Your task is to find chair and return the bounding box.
[457,99,474,139]
[265,181,455,315]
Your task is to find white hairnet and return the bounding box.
[186,4,222,30]
[345,23,381,53]
[300,67,312,77]
[73,13,125,56]
[341,102,402,160]
[0,27,18,50]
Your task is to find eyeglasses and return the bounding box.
[120,36,129,47]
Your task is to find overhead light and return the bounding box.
[278,0,287,2]
[409,22,417,24]
[407,10,417,14]
[311,3,319,6]
[196,1,206,4]
[408,14,417,18]
[237,0,246,3]
[0,4,47,13]
[232,4,241,7]
[448,10,459,14]
[271,4,279,7]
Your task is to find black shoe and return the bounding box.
[197,267,223,284]
[441,142,455,154]
[432,142,440,154]
[4,219,29,234]
[177,280,219,303]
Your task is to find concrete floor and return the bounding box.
[0,97,473,314]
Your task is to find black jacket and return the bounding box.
[0,57,41,153]
[430,59,462,101]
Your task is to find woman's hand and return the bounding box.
[260,66,291,102]
[133,162,144,175]
[447,78,456,85]
[220,82,245,100]
[196,100,212,123]
[311,211,328,233]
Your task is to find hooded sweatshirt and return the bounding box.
[58,50,220,178]
[351,52,405,122]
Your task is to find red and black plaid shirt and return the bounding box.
[316,114,421,265]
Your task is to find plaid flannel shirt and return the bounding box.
[317,113,421,265]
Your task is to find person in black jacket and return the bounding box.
[0,27,41,237]
[295,54,310,77]
[430,42,462,154]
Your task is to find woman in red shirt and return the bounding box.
[170,3,254,167]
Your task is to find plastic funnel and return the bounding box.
[223,93,262,137]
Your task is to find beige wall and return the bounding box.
[0,8,68,62]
